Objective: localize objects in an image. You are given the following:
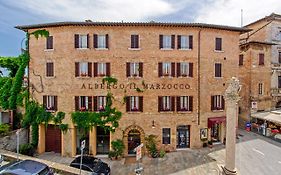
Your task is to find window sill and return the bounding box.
[44,49,54,52]
[76,48,89,50]
[178,48,192,51]
[212,110,224,112]
[160,48,173,50]
[46,109,56,112]
[177,111,192,113]
[159,111,174,113]
[76,76,91,79]
[45,76,56,79]
[178,76,191,78]
[95,48,109,50]
[214,50,224,53]
[128,48,141,51]
[214,77,223,79]
[127,111,142,113]
[160,76,173,78]
[128,76,142,79]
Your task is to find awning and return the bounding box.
[208,116,226,128]
[251,110,281,125]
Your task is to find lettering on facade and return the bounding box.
[81,82,190,90]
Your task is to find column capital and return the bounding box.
[224,77,241,103]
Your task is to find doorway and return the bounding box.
[96,126,110,154]
[128,129,141,155]
[177,125,190,148]
[211,123,220,142]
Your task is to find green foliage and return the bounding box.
[102,76,118,85]
[135,87,144,93]
[108,139,125,159]
[30,29,49,39]
[0,56,21,77]
[59,124,68,134]
[19,143,35,156]
[31,123,39,147]
[0,78,12,110]
[0,124,10,136]
[159,149,166,158]
[145,135,159,158]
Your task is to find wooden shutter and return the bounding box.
[171,96,175,111]
[93,63,98,77]
[88,96,92,111]
[176,96,180,111]
[211,96,214,111]
[106,34,109,48]
[259,53,264,65]
[106,63,110,76]
[87,34,89,48]
[126,96,130,112]
[159,35,163,49]
[74,34,79,48]
[177,35,181,49]
[75,62,79,77]
[93,34,98,48]
[46,63,50,77]
[43,96,47,109]
[158,96,162,112]
[215,38,222,51]
[189,35,193,49]
[54,96,58,111]
[171,62,175,77]
[93,96,97,111]
[139,62,143,77]
[46,36,53,49]
[49,62,54,77]
[139,96,143,112]
[171,35,175,49]
[189,96,193,111]
[126,62,130,77]
[131,35,134,48]
[75,96,79,111]
[189,63,193,77]
[158,63,163,77]
[222,96,225,110]
[239,54,243,66]
[88,62,92,77]
[135,35,139,48]
[176,63,181,77]
[215,63,221,77]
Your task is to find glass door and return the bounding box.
[96,126,110,154]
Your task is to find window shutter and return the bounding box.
[46,63,50,77]
[171,62,175,77]
[88,62,92,77]
[159,35,163,49]
[43,96,47,109]
[93,96,97,111]
[177,35,181,49]
[211,96,214,111]
[139,96,143,112]
[126,62,130,77]
[189,96,193,111]
[94,63,98,77]
[158,63,163,77]
[87,34,89,48]
[239,54,243,66]
[75,62,79,77]
[88,96,92,111]
[171,35,175,49]
[215,38,222,50]
[222,96,225,110]
[158,96,162,112]
[54,96,58,111]
[218,64,222,77]
[176,96,180,111]
[131,35,134,48]
[189,35,193,49]
[126,96,130,112]
[106,63,110,76]
[135,35,139,48]
[176,63,181,77]
[50,62,54,77]
[46,36,53,49]
[171,96,175,111]
[75,96,79,111]
[74,34,79,48]
[189,63,193,77]
[106,34,109,49]
[139,62,143,77]
[93,34,98,48]
[259,53,264,65]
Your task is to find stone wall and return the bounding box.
[0,129,28,152]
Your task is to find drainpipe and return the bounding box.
[197,28,202,125]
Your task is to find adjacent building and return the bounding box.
[16,22,248,157]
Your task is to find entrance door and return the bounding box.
[177,125,190,148]
[128,129,141,155]
[45,125,61,153]
[211,123,220,142]
[96,126,110,154]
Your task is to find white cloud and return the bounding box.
[195,0,281,26]
[11,0,188,21]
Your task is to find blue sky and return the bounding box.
[0,0,280,57]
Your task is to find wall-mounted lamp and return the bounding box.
[152,120,156,128]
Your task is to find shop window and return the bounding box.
[162,128,171,144]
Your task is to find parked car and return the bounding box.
[70,155,111,175]
[0,159,53,175]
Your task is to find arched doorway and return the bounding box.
[128,129,141,154]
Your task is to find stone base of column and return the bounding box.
[221,166,237,175]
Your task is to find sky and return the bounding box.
[0,0,281,57]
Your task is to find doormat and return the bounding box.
[124,156,136,164]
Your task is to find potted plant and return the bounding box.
[108,139,125,160]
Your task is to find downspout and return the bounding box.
[198,28,202,125]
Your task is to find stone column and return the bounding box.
[222,77,241,175]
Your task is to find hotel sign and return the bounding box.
[81,82,191,90]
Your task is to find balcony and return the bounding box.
[271,88,281,96]
[271,63,281,70]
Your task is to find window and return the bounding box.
[258,83,263,95]
[43,95,57,111]
[126,62,143,77]
[46,36,53,50]
[94,34,109,49]
[215,37,222,51]
[211,95,225,111]
[177,96,193,112]
[126,96,143,112]
[131,35,139,49]
[74,34,88,48]
[75,62,92,77]
[278,76,281,88]
[46,62,54,77]
[177,35,193,49]
[94,96,107,111]
[278,52,281,64]
[162,128,171,144]
[177,62,193,77]
[239,54,243,66]
[75,96,92,111]
[158,62,175,77]
[159,35,175,49]
[259,53,265,65]
[94,63,110,77]
[158,96,175,112]
[215,63,222,78]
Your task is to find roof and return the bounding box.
[245,13,281,27]
[15,21,250,33]
[239,41,277,47]
[251,110,281,125]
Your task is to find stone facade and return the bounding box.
[20,22,244,157]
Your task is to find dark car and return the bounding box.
[0,159,53,175]
[70,156,110,175]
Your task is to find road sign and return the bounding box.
[135,143,143,161]
[81,140,85,150]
